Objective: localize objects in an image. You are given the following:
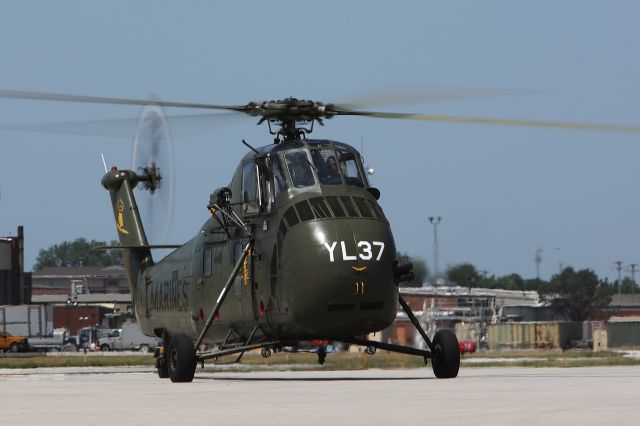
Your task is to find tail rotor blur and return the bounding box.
[131,102,175,245]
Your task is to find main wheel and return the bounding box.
[431,329,460,379]
[100,344,111,352]
[167,334,196,383]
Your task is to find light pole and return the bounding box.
[534,248,543,280]
[428,216,441,280]
[614,261,624,296]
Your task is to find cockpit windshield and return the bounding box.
[311,149,342,185]
[283,150,315,188]
[337,149,364,187]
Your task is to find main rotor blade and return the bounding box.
[0,89,246,112]
[334,87,537,110]
[0,112,247,139]
[336,110,640,134]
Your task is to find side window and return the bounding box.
[338,150,364,187]
[203,247,212,277]
[311,149,342,185]
[284,151,315,188]
[242,162,259,215]
[271,155,289,197]
[256,160,271,210]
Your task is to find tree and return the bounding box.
[34,238,122,271]
[491,273,525,291]
[538,267,612,321]
[396,252,429,287]
[446,263,479,288]
[612,277,640,295]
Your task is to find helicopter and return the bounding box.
[2,89,640,383]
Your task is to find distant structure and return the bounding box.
[382,286,553,348]
[0,226,31,305]
[32,266,129,295]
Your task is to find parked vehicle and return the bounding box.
[28,328,77,352]
[64,326,105,351]
[97,322,158,352]
[0,331,28,352]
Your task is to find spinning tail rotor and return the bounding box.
[131,103,175,245]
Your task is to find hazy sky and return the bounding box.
[1,1,639,281]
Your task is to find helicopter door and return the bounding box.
[233,241,257,321]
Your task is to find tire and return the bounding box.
[63,343,78,352]
[167,334,196,383]
[9,342,18,353]
[100,344,111,352]
[431,329,460,379]
[156,355,169,379]
[139,344,149,354]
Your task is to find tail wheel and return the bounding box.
[431,329,460,379]
[167,334,196,383]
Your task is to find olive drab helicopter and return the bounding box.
[2,89,640,383]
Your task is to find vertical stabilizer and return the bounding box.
[101,169,153,299]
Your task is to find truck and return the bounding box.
[27,328,78,352]
[0,331,28,352]
[97,322,158,352]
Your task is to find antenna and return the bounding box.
[101,153,108,173]
[360,136,375,176]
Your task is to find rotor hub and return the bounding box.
[243,97,337,143]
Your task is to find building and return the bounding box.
[382,286,550,348]
[32,265,129,295]
[593,316,640,351]
[31,266,131,334]
[31,293,133,334]
[0,226,31,305]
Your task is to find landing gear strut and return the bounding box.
[340,294,460,379]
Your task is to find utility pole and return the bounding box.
[479,270,489,287]
[627,263,638,298]
[534,248,543,280]
[428,216,442,280]
[614,261,624,296]
[554,247,563,274]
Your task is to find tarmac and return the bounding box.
[1,366,638,425]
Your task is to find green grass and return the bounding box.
[0,350,638,370]
[0,355,155,369]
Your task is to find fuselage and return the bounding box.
[130,139,398,344]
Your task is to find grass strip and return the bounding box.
[1,351,638,370]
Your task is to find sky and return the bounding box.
[1,1,639,282]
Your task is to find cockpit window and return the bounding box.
[338,150,364,187]
[311,149,342,185]
[271,154,288,197]
[284,151,315,188]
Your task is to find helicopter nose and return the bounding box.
[279,218,398,337]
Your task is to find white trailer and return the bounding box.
[0,304,53,338]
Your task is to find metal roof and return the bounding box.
[31,293,131,304]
